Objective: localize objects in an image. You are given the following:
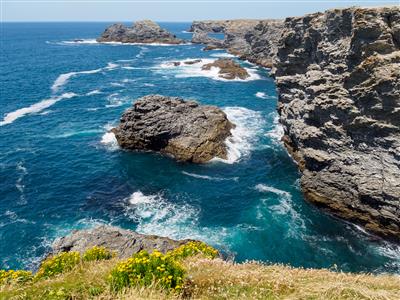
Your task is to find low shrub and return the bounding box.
[169,241,219,260]
[83,246,113,262]
[0,270,33,285]
[108,250,185,292]
[35,251,81,279]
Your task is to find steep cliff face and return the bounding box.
[189,19,283,67]
[274,7,400,241]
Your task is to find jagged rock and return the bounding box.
[51,225,192,258]
[97,20,184,44]
[274,7,400,242]
[184,59,202,65]
[189,19,284,67]
[112,95,234,163]
[202,58,250,80]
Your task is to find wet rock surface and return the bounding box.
[97,20,184,44]
[201,58,250,80]
[112,95,234,163]
[51,225,192,258]
[274,7,400,241]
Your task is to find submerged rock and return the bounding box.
[51,225,192,258]
[202,58,250,80]
[112,95,234,163]
[274,6,400,242]
[97,20,184,44]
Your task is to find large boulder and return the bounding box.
[97,20,184,44]
[51,225,192,258]
[112,95,234,163]
[201,58,250,80]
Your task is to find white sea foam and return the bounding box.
[155,58,261,82]
[105,62,119,70]
[16,161,28,205]
[51,69,102,93]
[58,39,98,45]
[0,92,77,126]
[182,171,238,182]
[105,93,130,108]
[143,83,155,87]
[86,89,102,96]
[122,66,136,70]
[100,123,119,151]
[210,52,235,58]
[255,183,305,237]
[123,191,230,245]
[213,107,264,164]
[255,92,276,100]
[265,113,284,143]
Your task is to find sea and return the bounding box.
[1,22,399,273]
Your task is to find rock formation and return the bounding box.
[189,19,284,67]
[274,7,400,242]
[202,58,250,80]
[51,225,192,258]
[112,95,234,163]
[97,20,184,44]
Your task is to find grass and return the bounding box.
[1,256,399,300]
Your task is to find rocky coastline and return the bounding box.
[97,20,184,44]
[112,95,234,163]
[191,6,400,242]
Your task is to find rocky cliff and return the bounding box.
[97,20,184,44]
[274,7,400,241]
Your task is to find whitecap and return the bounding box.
[105,93,129,108]
[182,171,238,182]
[210,52,235,58]
[51,69,102,93]
[100,123,119,151]
[122,66,136,70]
[143,83,155,87]
[86,89,102,96]
[105,62,119,70]
[57,39,98,45]
[16,161,27,205]
[255,92,276,100]
[255,183,290,198]
[213,107,265,164]
[0,92,77,126]
[265,113,284,143]
[155,58,261,82]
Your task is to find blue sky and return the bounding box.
[2,0,399,22]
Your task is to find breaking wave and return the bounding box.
[182,171,238,182]
[0,93,77,126]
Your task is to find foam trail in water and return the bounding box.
[51,69,102,93]
[255,184,291,197]
[16,161,28,205]
[0,93,77,126]
[182,171,238,182]
[213,107,264,164]
[156,58,261,82]
[124,191,231,246]
[255,92,276,100]
[86,89,102,96]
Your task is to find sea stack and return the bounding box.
[97,20,184,44]
[112,95,234,163]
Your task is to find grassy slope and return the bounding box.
[1,257,399,300]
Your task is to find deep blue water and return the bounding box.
[1,22,399,273]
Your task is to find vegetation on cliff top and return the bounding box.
[0,241,399,300]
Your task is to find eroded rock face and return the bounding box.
[113,95,234,163]
[189,19,284,67]
[51,225,191,258]
[274,7,400,241]
[97,20,184,44]
[202,58,250,80]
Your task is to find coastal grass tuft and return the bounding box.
[82,246,114,262]
[1,244,399,300]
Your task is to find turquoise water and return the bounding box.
[1,22,399,273]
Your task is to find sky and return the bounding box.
[1,0,399,22]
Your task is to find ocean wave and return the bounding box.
[100,123,119,151]
[255,183,305,237]
[210,52,235,58]
[255,92,277,100]
[86,89,102,96]
[16,161,28,205]
[50,39,98,45]
[105,93,130,108]
[155,58,261,82]
[123,191,230,246]
[0,92,77,126]
[213,107,265,164]
[182,171,238,182]
[265,113,284,144]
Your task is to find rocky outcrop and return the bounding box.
[274,7,400,242]
[97,20,184,44]
[51,225,192,258]
[202,58,250,80]
[112,95,234,163]
[189,19,284,67]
